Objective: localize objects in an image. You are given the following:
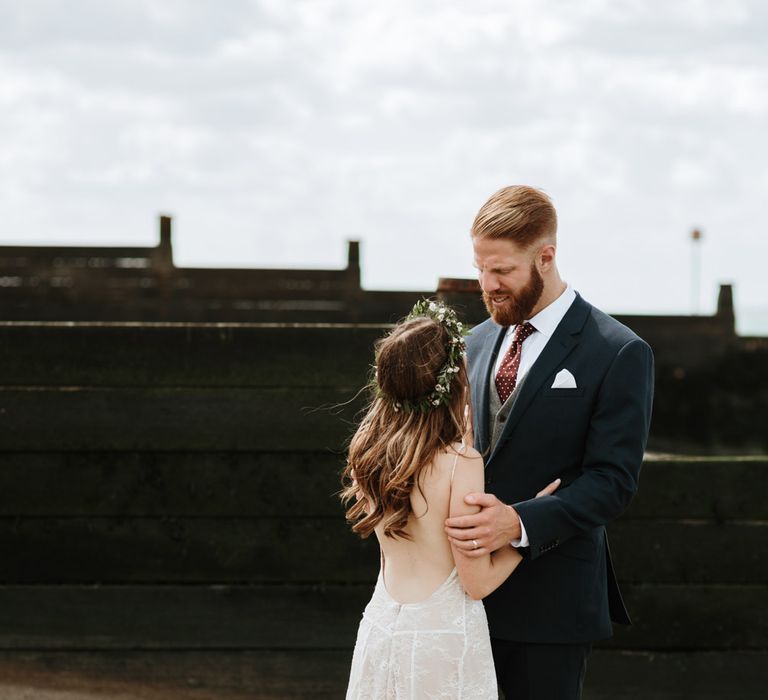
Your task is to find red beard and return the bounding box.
[482,262,544,327]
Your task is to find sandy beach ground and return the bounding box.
[0,653,260,700]
[0,651,343,700]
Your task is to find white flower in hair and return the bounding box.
[374,298,468,413]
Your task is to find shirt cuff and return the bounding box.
[510,517,529,548]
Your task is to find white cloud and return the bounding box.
[0,0,766,319]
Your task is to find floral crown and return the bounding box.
[374,299,468,413]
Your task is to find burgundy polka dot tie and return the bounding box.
[495,322,536,404]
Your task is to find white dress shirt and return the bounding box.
[494,283,577,548]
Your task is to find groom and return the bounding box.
[445,185,654,699]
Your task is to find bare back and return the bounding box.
[374,441,478,604]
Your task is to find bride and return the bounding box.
[341,300,558,699]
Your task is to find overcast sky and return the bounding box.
[1,1,766,330]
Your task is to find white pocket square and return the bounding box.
[551,369,577,389]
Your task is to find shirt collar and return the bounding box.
[510,283,576,340]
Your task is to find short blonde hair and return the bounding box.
[471,185,557,248]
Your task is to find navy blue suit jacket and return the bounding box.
[466,292,654,643]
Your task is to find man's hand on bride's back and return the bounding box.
[535,478,561,498]
[444,478,561,558]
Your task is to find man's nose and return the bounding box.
[479,271,499,293]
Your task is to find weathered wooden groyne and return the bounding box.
[0,322,765,699]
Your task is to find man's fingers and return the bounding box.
[445,526,486,541]
[449,537,488,557]
[444,513,484,529]
[535,478,561,498]
[463,492,499,507]
[448,536,476,549]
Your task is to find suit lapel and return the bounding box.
[487,294,592,466]
[470,323,507,455]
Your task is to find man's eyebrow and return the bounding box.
[477,264,514,271]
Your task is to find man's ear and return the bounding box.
[537,243,556,271]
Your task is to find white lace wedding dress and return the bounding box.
[345,559,497,699]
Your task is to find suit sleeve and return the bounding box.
[512,337,655,560]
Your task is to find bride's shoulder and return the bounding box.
[422,445,484,497]
[445,443,484,491]
[446,441,482,461]
[457,444,482,461]
[437,443,483,473]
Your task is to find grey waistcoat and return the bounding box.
[489,365,528,453]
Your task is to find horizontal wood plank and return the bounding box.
[0,517,378,584]
[1,452,766,520]
[0,388,363,451]
[607,520,767,584]
[0,518,763,585]
[607,584,768,650]
[0,324,383,388]
[626,458,768,520]
[0,584,764,651]
[0,452,346,517]
[584,649,768,700]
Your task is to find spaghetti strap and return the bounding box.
[449,440,467,485]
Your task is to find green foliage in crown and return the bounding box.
[375,298,469,413]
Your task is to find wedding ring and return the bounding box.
[472,539,479,550]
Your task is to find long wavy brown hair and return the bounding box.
[340,315,470,540]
